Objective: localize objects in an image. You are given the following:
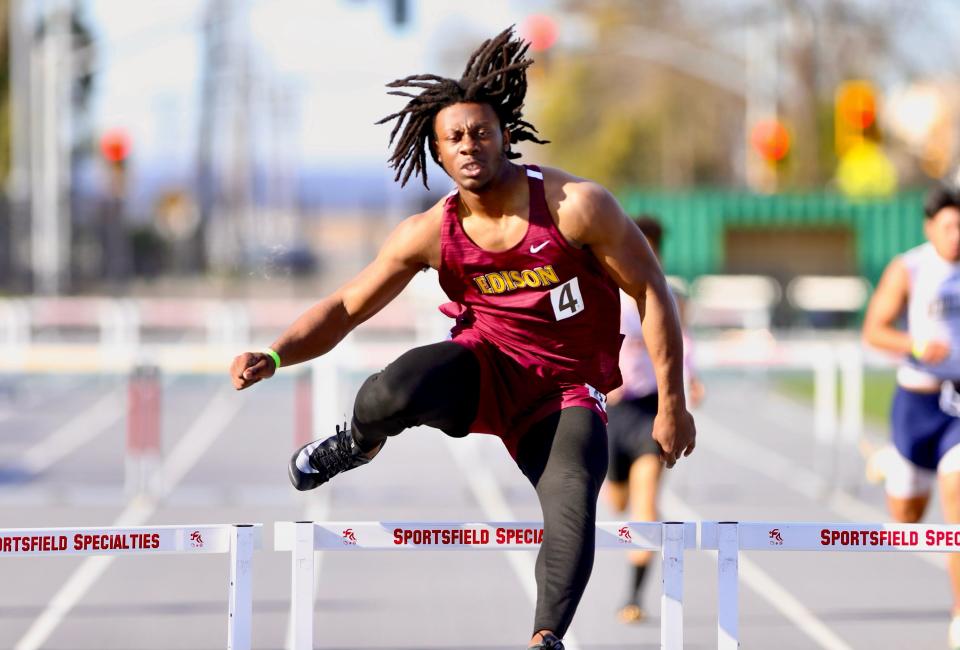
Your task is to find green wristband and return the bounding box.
[264,348,281,369]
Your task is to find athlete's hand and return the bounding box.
[915,339,950,365]
[230,352,276,390]
[652,407,696,469]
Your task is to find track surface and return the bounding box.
[0,361,952,649]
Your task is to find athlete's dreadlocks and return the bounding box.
[377,26,549,188]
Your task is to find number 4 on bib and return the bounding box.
[550,277,585,321]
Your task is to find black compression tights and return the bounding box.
[350,341,608,638]
[516,407,608,637]
[351,341,481,448]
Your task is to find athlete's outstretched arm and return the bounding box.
[230,211,438,390]
[559,180,695,467]
[863,257,949,364]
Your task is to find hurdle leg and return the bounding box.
[291,521,316,650]
[812,347,838,485]
[717,522,739,649]
[126,364,162,496]
[294,369,313,449]
[838,342,864,489]
[661,522,685,650]
[228,525,256,650]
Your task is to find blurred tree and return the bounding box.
[776,0,902,187]
[533,1,742,190]
[535,0,939,191]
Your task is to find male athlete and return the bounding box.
[863,185,960,649]
[604,217,704,624]
[231,28,696,649]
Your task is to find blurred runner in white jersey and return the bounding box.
[863,185,960,649]
[603,216,704,623]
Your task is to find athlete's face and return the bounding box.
[925,206,960,263]
[433,102,509,191]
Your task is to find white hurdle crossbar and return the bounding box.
[0,523,262,650]
[275,520,696,649]
[702,521,960,649]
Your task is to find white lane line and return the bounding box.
[12,498,152,650]
[692,409,946,570]
[17,390,124,475]
[661,489,854,650]
[146,388,239,498]
[444,434,583,650]
[14,386,244,650]
[284,490,331,650]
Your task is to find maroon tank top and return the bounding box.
[438,165,623,393]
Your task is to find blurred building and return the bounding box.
[620,188,925,327]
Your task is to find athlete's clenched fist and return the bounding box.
[230,351,276,390]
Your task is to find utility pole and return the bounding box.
[8,0,31,290]
[195,0,228,273]
[227,4,254,271]
[29,0,72,295]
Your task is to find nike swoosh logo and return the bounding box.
[530,241,550,254]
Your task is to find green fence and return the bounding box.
[619,189,926,284]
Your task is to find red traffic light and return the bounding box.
[750,119,791,163]
[100,129,130,164]
[521,14,558,52]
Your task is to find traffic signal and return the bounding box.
[521,14,558,52]
[100,128,130,198]
[835,80,877,157]
[750,119,791,164]
[100,128,130,167]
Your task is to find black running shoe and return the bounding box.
[528,634,564,649]
[288,424,376,491]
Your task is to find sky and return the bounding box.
[86,0,552,170]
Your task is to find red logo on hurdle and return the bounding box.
[189,531,204,548]
[768,528,783,546]
[342,528,358,546]
[618,526,633,543]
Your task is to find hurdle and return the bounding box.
[0,523,262,650]
[701,521,960,649]
[126,364,163,495]
[275,520,696,649]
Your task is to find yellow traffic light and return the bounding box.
[836,140,896,197]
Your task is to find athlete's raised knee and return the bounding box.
[354,371,412,424]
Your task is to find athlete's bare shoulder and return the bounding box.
[538,165,625,247]
[887,253,908,274]
[386,196,447,270]
[538,165,602,205]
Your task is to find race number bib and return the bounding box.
[550,277,584,321]
[585,383,607,412]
